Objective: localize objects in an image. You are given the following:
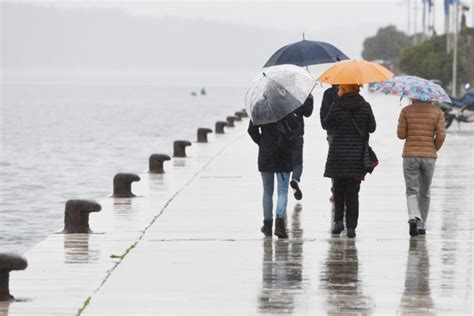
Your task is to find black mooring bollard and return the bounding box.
[233,112,242,121]
[149,154,171,173]
[215,121,228,134]
[61,199,102,234]
[0,253,28,301]
[226,116,238,127]
[173,140,192,157]
[235,111,247,119]
[113,173,140,198]
[197,128,213,143]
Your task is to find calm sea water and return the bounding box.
[0,70,254,253]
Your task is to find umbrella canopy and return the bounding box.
[245,65,316,125]
[263,40,349,68]
[316,60,394,84]
[373,75,452,103]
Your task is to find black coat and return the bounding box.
[320,86,338,136]
[294,96,314,136]
[322,92,376,178]
[248,121,293,173]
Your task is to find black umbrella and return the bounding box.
[263,39,349,68]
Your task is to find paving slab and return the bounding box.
[80,94,472,315]
[2,93,472,315]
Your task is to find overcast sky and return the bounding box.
[3,1,473,76]
[49,0,474,36]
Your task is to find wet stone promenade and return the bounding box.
[1,93,472,315]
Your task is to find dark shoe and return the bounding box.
[347,228,356,238]
[260,219,273,237]
[332,221,344,234]
[290,180,303,200]
[274,217,288,239]
[417,229,426,235]
[409,219,419,237]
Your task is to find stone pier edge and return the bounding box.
[76,129,247,315]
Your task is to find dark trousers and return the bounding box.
[327,135,334,193]
[333,178,361,229]
[291,136,304,182]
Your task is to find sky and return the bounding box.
[49,0,474,36]
[2,1,473,75]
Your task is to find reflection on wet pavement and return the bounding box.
[0,300,9,315]
[400,239,433,315]
[258,206,305,314]
[319,192,372,315]
[320,238,373,315]
[173,159,186,167]
[63,234,101,264]
[112,198,133,215]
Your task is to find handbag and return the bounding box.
[344,109,379,174]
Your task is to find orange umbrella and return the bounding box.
[316,60,394,84]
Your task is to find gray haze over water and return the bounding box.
[4,1,467,72]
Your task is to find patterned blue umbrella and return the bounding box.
[374,75,452,103]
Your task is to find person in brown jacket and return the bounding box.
[397,100,446,237]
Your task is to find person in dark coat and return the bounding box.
[322,84,376,238]
[320,85,339,201]
[289,95,314,200]
[248,115,296,239]
[320,85,339,141]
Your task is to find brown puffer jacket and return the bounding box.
[397,102,446,158]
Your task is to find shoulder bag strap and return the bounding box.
[342,107,365,140]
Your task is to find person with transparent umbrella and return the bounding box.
[246,65,315,238]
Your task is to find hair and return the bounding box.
[338,84,361,96]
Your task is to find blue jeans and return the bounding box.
[261,172,290,220]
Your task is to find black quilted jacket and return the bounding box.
[322,92,376,178]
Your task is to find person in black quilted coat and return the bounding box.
[322,84,376,238]
[320,85,339,201]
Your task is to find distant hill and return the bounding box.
[1,3,300,71]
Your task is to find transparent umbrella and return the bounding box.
[245,65,316,125]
